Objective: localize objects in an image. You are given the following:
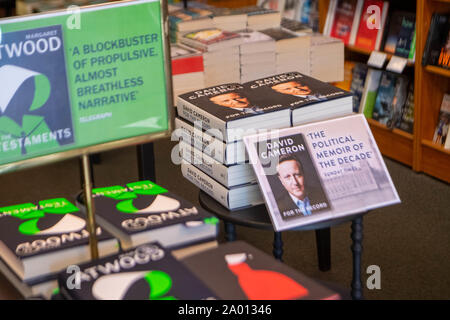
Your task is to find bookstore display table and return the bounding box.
[199,191,367,300]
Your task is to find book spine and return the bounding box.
[422,14,437,66]
[324,0,337,36]
[349,0,364,46]
[176,96,227,140]
[181,163,230,208]
[408,29,416,61]
[179,141,231,187]
[375,1,389,51]
[174,117,227,164]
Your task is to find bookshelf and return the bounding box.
[319,0,450,183]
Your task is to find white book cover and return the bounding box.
[349,0,364,45]
[243,114,400,231]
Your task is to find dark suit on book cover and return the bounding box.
[274,154,329,220]
[276,187,329,219]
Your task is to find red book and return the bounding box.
[170,43,204,75]
[172,56,204,75]
[329,0,361,45]
[354,0,389,51]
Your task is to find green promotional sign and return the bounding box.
[0,0,171,170]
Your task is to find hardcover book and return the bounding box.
[422,13,450,67]
[168,7,214,32]
[90,180,219,251]
[58,243,218,300]
[432,94,450,147]
[243,114,400,231]
[397,83,415,133]
[170,44,204,76]
[253,72,353,125]
[181,241,341,300]
[260,27,307,53]
[349,62,368,112]
[384,11,416,56]
[353,0,389,51]
[179,140,257,188]
[372,71,397,124]
[0,198,118,282]
[281,17,313,34]
[174,117,248,165]
[387,75,409,130]
[329,0,362,45]
[0,257,58,299]
[394,13,416,58]
[237,29,276,54]
[176,80,291,143]
[0,25,74,163]
[180,28,243,52]
[359,68,382,118]
[181,163,264,210]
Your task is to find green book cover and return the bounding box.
[90,180,219,250]
[0,0,169,167]
[362,69,382,119]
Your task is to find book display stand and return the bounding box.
[199,191,367,300]
[0,0,173,297]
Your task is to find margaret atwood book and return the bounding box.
[89,180,219,251]
[0,198,118,282]
[181,241,340,300]
[58,243,218,300]
[243,114,400,231]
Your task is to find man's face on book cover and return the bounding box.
[271,81,311,96]
[277,159,306,201]
[209,92,250,109]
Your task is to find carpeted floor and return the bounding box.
[1,137,449,300]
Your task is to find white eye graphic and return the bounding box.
[136,195,180,213]
[92,272,148,300]
[0,65,39,113]
[185,221,203,228]
[38,214,86,235]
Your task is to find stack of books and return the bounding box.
[168,6,214,43]
[87,180,219,258]
[180,28,243,87]
[210,7,248,32]
[0,180,220,299]
[0,198,119,299]
[309,33,344,83]
[175,72,353,210]
[260,28,311,75]
[244,6,282,31]
[237,29,277,83]
[171,43,205,104]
